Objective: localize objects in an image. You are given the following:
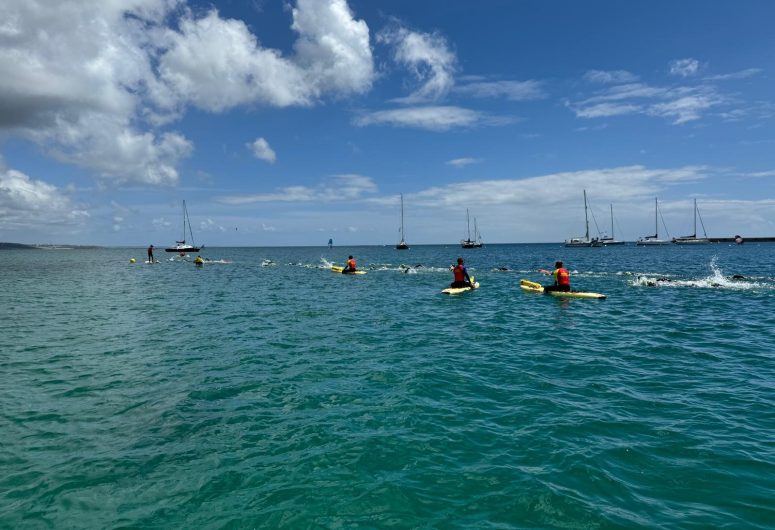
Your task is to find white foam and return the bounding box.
[632,257,770,290]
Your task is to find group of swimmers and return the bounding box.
[146,244,204,265]
[343,254,573,293]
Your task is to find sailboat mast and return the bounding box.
[400,193,404,239]
[583,190,590,240]
[655,198,658,237]
[466,208,471,240]
[181,200,187,242]
[693,198,697,238]
[610,204,614,239]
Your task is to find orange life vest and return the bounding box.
[347,259,356,270]
[554,267,570,286]
[454,264,466,282]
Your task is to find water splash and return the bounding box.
[632,256,770,290]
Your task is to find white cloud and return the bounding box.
[0,0,193,186]
[454,80,546,101]
[704,68,763,81]
[157,2,374,111]
[669,58,700,77]
[0,165,88,229]
[573,102,642,119]
[152,217,172,228]
[582,70,639,84]
[248,137,277,163]
[157,10,310,111]
[291,0,374,96]
[570,82,727,125]
[741,170,775,178]
[0,0,375,186]
[378,25,456,103]
[406,165,708,209]
[49,126,193,186]
[647,94,720,125]
[199,218,226,232]
[446,158,480,168]
[217,173,377,204]
[354,105,511,131]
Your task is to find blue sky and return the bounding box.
[1,0,774,245]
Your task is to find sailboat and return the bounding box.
[461,209,482,248]
[637,198,672,246]
[473,217,484,247]
[328,238,333,249]
[396,193,409,250]
[565,190,601,247]
[600,204,625,245]
[672,198,709,244]
[165,200,202,252]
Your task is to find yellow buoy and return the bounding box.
[130,258,136,263]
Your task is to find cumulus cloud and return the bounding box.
[0,164,88,229]
[0,1,192,185]
[669,58,700,77]
[248,137,277,163]
[583,70,639,84]
[217,173,377,204]
[156,2,374,111]
[0,0,375,186]
[446,158,480,168]
[454,80,546,101]
[378,25,456,103]
[354,106,511,131]
[291,0,374,96]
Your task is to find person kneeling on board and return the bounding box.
[450,257,474,289]
[542,261,570,293]
[342,255,357,274]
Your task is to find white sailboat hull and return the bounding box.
[636,238,671,246]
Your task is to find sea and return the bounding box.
[1,243,773,529]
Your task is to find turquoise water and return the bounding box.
[1,244,774,528]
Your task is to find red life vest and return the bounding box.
[347,259,356,270]
[555,267,570,286]
[454,264,466,282]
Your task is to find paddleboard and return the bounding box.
[331,266,367,275]
[442,281,480,295]
[520,279,606,299]
[144,260,159,264]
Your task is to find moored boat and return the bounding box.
[165,200,202,253]
[565,190,601,247]
[672,198,709,244]
[637,197,672,246]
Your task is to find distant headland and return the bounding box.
[0,242,102,250]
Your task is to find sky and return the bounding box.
[1,0,774,246]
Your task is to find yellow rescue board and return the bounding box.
[442,281,480,295]
[520,279,606,299]
[331,266,367,275]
